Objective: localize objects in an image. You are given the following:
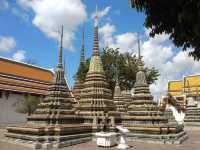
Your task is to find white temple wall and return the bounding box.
[0,91,27,124]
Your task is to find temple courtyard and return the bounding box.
[0,127,199,150]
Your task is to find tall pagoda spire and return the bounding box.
[137,35,145,72]
[92,4,100,56]
[53,25,67,85]
[135,36,147,86]
[26,25,75,125]
[138,34,141,60]
[80,27,85,64]
[77,5,116,117]
[72,27,85,101]
[58,25,63,67]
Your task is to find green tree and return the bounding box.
[15,95,40,116]
[129,0,200,60]
[75,47,159,93]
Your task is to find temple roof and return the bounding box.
[0,57,54,95]
[168,74,200,97]
[168,80,183,96]
[0,57,53,82]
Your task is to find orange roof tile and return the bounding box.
[0,57,53,82]
[0,57,54,95]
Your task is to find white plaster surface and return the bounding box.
[95,132,117,147]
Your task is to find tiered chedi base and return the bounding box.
[121,80,188,144]
[5,124,92,149]
[184,104,200,126]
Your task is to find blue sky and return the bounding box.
[0,0,144,85]
[1,0,200,98]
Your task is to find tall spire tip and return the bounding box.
[94,2,99,27]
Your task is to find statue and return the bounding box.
[116,125,130,149]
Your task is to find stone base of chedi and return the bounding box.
[5,124,92,149]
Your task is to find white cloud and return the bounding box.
[91,6,111,19]
[0,0,9,10]
[99,22,116,46]
[112,32,138,53]
[0,36,16,52]
[11,7,29,22]
[100,22,200,100]
[12,50,26,62]
[99,23,138,53]
[17,0,87,50]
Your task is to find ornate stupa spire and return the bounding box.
[80,27,85,64]
[88,5,104,73]
[26,25,76,125]
[72,27,86,101]
[137,35,144,71]
[135,36,147,86]
[53,25,67,86]
[138,36,141,59]
[59,26,63,66]
[77,5,116,118]
[92,4,100,56]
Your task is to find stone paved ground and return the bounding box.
[0,127,200,150]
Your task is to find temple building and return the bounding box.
[168,75,200,105]
[73,30,85,102]
[166,75,200,126]
[0,57,54,124]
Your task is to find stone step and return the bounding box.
[126,131,187,144]
[184,119,200,122]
